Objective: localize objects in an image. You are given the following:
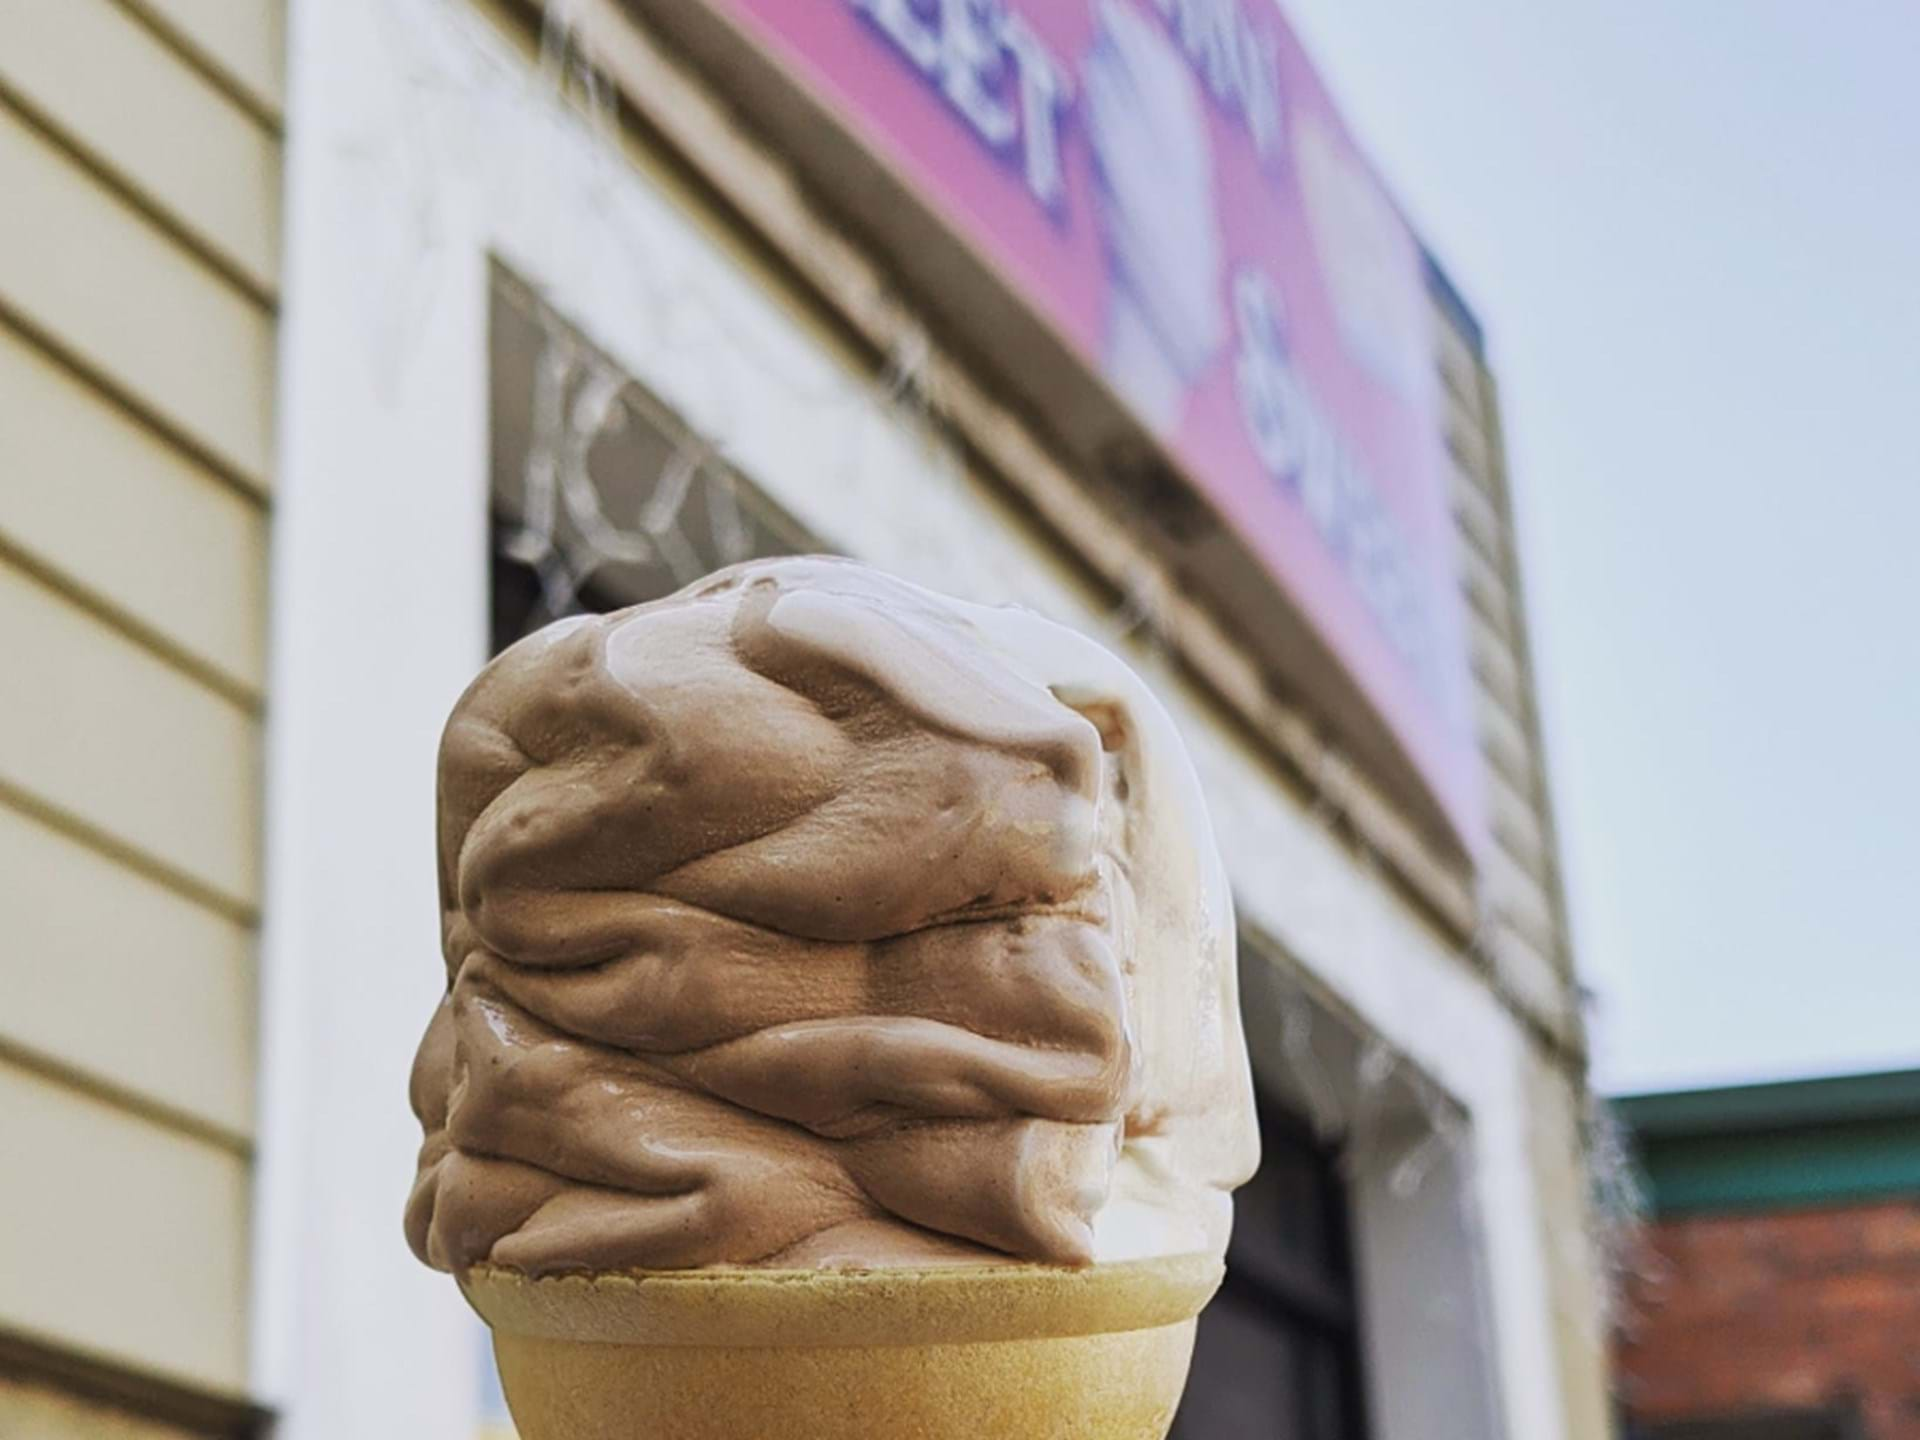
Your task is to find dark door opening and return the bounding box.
[1170,1099,1370,1440]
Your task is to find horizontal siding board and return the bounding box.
[1493,905,1563,984]
[1487,922,1572,1034]
[0,561,258,908]
[117,0,284,121]
[1485,754,1546,848]
[0,1377,203,1440]
[1470,660,1526,743]
[0,803,255,1139]
[0,327,267,693]
[0,0,280,294]
[1482,838,1559,953]
[1430,298,1579,1015]
[1490,786,1550,878]
[1439,390,1481,451]
[1476,690,1537,796]
[1482,800,1552,890]
[1436,350,1480,413]
[1460,544,1517,642]
[1431,302,1484,408]
[1469,620,1527,720]
[1451,470,1506,568]
[1444,416,1496,502]
[0,1059,249,1391]
[0,106,272,490]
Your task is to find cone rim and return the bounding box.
[461,1252,1224,1348]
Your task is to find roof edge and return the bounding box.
[1615,1067,1920,1140]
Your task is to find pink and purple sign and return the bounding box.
[711,0,1480,850]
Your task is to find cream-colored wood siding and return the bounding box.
[0,804,256,1142]
[1431,297,1580,1045]
[119,0,286,123]
[0,1374,205,1440]
[0,562,261,908]
[0,0,280,295]
[0,1061,254,1391]
[0,0,280,1404]
[1435,296,1611,1440]
[0,327,268,696]
[0,105,273,490]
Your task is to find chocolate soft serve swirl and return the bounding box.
[406,557,1257,1275]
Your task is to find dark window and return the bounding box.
[1171,1100,1369,1440]
[488,268,815,654]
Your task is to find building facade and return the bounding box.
[1617,1071,1920,1440]
[1,1,1609,1437]
[0,1,278,1431]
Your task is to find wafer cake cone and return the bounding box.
[462,1253,1223,1440]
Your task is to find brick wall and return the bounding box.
[1617,1199,1920,1438]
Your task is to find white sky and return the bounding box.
[1274,0,1920,1093]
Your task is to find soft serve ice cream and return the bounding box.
[406,557,1257,1276]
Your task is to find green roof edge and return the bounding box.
[1613,1067,1920,1139]
[1613,1068,1920,1217]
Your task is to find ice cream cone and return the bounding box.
[462,1252,1223,1439]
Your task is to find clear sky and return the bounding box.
[1275,0,1920,1093]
